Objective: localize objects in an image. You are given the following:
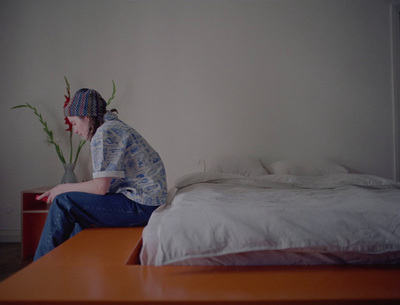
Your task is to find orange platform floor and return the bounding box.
[0,227,399,304]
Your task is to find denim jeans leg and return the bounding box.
[33,195,76,261]
[34,192,157,261]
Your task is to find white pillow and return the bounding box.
[206,156,268,177]
[264,160,348,176]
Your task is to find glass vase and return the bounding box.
[61,163,78,184]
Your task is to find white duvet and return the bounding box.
[140,173,400,266]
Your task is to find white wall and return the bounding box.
[0,0,398,241]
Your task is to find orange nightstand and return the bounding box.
[21,187,51,260]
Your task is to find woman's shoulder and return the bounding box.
[95,117,139,142]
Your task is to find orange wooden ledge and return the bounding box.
[0,227,399,304]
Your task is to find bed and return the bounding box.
[141,157,400,266]
[1,157,399,304]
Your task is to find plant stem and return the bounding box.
[69,131,73,164]
[74,140,86,164]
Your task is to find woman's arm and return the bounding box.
[37,177,112,203]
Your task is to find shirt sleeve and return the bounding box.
[91,126,125,179]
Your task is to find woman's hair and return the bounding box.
[87,116,105,140]
[87,109,118,140]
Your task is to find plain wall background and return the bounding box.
[1,0,399,241]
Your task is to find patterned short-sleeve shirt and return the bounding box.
[91,112,167,206]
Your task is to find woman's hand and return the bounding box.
[36,177,112,204]
[37,184,69,204]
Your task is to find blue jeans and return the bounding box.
[33,192,158,261]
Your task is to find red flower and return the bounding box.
[64,94,70,108]
[64,117,72,132]
[63,82,72,132]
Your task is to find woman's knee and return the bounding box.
[50,192,82,217]
[52,193,72,209]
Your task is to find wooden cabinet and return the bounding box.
[21,187,51,260]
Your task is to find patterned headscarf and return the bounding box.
[64,88,107,117]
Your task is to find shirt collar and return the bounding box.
[104,111,118,121]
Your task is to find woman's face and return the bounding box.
[68,116,90,140]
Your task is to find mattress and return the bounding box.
[140,172,400,266]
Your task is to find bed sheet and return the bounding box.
[140,173,400,266]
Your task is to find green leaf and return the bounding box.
[10,104,28,109]
[107,80,116,106]
[64,76,70,89]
